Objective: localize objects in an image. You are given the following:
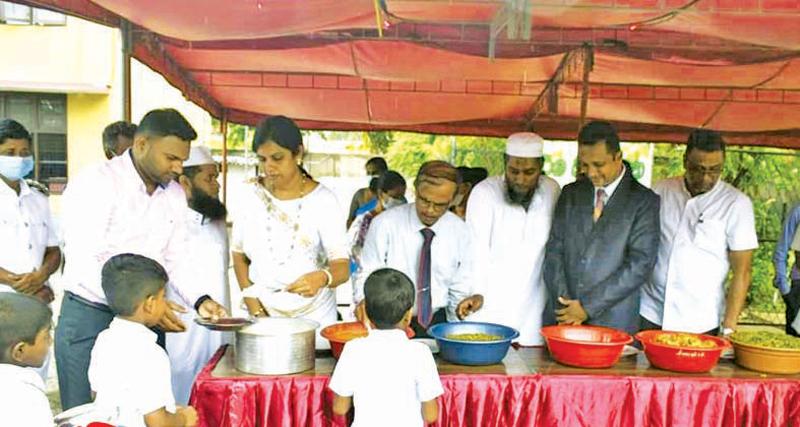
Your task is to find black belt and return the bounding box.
[66,291,113,313]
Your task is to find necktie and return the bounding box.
[593,188,606,222]
[417,228,435,327]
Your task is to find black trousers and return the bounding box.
[55,292,167,410]
[784,279,800,337]
[409,308,447,338]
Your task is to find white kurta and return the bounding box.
[465,175,560,346]
[640,177,758,333]
[166,208,231,405]
[231,181,348,349]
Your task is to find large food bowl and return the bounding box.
[235,317,319,375]
[636,330,729,373]
[427,322,519,366]
[729,332,800,374]
[540,325,632,368]
[321,321,415,359]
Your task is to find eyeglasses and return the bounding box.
[416,194,450,213]
[686,163,723,177]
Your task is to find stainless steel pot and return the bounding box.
[235,317,319,375]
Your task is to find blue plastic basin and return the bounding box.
[427,322,520,366]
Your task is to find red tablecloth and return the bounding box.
[190,347,800,427]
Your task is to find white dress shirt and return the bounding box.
[60,151,201,306]
[0,179,58,293]
[641,177,758,332]
[466,175,560,345]
[328,328,443,427]
[89,317,177,427]
[0,363,53,427]
[356,203,475,321]
[166,207,231,404]
[593,164,626,206]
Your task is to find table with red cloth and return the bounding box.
[190,345,800,427]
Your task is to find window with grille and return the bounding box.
[0,92,67,193]
[0,2,65,25]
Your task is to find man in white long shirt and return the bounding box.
[355,161,484,337]
[0,119,61,381]
[55,109,227,410]
[466,133,560,346]
[640,129,757,336]
[167,146,231,404]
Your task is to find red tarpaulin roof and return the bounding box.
[13,0,800,147]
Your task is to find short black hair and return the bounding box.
[101,253,168,316]
[366,157,388,173]
[0,118,32,145]
[364,268,415,329]
[136,109,197,142]
[686,129,725,155]
[457,166,489,187]
[377,170,406,192]
[252,115,303,154]
[578,121,620,154]
[415,160,462,189]
[102,121,137,153]
[0,293,52,363]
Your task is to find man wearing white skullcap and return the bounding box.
[465,132,560,345]
[167,145,232,404]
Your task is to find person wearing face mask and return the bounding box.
[640,129,757,336]
[55,109,228,410]
[543,121,660,336]
[231,116,350,349]
[0,118,61,382]
[354,161,484,337]
[347,170,407,300]
[167,146,232,404]
[465,133,560,346]
[347,157,388,229]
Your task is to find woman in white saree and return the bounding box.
[231,116,350,349]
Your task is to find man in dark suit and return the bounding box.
[543,121,660,335]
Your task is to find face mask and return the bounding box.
[383,195,406,210]
[0,155,34,181]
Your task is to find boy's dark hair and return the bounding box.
[578,121,620,154]
[135,109,197,142]
[0,293,52,363]
[101,253,168,316]
[686,128,725,155]
[0,118,32,145]
[364,268,415,329]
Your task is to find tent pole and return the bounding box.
[578,44,594,131]
[221,112,228,205]
[121,19,132,122]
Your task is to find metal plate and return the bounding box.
[194,317,253,331]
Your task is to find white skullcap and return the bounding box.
[184,146,215,167]
[505,132,544,158]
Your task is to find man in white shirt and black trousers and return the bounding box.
[55,109,227,410]
[355,160,484,337]
[640,129,758,336]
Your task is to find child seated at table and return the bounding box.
[329,268,443,426]
[88,253,198,427]
[0,293,54,426]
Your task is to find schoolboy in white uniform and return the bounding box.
[330,268,443,427]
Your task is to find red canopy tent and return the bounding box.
[12,0,800,147]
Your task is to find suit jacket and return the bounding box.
[543,165,660,335]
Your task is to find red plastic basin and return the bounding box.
[540,325,633,368]
[636,330,729,373]
[321,322,415,359]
